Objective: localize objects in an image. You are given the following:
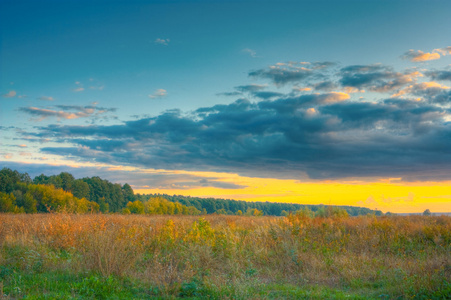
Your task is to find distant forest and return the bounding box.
[0,168,382,216]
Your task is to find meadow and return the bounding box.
[0,213,449,299]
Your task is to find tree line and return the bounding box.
[0,168,383,216]
[137,193,382,216]
[0,168,99,213]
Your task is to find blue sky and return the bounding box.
[3,0,450,114]
[1,0,451,212]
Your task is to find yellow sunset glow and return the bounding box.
[6,159,450,214]
[135,170,451,213]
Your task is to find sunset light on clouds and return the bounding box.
[1,0,451,213]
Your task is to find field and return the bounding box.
[0,213,449,299]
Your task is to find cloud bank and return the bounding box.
[19,48,451,181]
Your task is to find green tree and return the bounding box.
[315,206,348,218]
[71,179,90,199]
[126,200,145,214]
[88,201,100,213]
[98,197,109,213]
[59,172,75,191]
[423,209,432,216]
[0,168,23,193]
[246,208,263,216]
[48,175,63,189]
[295,207,314,218]
[0,192,17,212]
[33,174,50,185]
[122,183,135,203]
[216,208,228,215]
[22,192,38,213]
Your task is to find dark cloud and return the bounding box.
[216,91,242,97]
[426,70,451,81]
[175,178,245,190]
[321,100,445,134]
[217,85,276,99]
[313,81,338,91]
[339,71,388,88]
[249,64,315,85]
[0,126,15,130]
[16,57,451,182]
[252,91,284,100]
[130,114,152,119]
[339,65,419,93]
[310,61,336,69]
[54,105,116,113]
[19,105,116,121]
[410,85,447,98]
[340,65,386,73]
[248,62,338,87]
[392,82,451,104]
[248,61,416,96]
[27,87,451,181]
[70,139,130,152]
[340,65,387,88]
[258,92,349,114]
[430,90,451,104]
[235,84,267,93]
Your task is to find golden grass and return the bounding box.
[0,213,449,297]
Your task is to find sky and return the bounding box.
[1,0,451,213]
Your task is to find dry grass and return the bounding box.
[0,213,449,298]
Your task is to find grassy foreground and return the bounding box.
[0,214,449,299]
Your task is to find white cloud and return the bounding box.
[2,90,16,98]
[293,87,312,92]
[343,87,365,94]
[38,96,54,101]
[242,48,257,58]
[155,38,170,45]
[72,81,84,92]
[403,49,440,62]
[318,91,350,103]
[403,47,451,62]
[148,89,167,99]
[433,46,451,56]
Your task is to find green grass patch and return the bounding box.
[0,270,154,299]
[0,269,396,299]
